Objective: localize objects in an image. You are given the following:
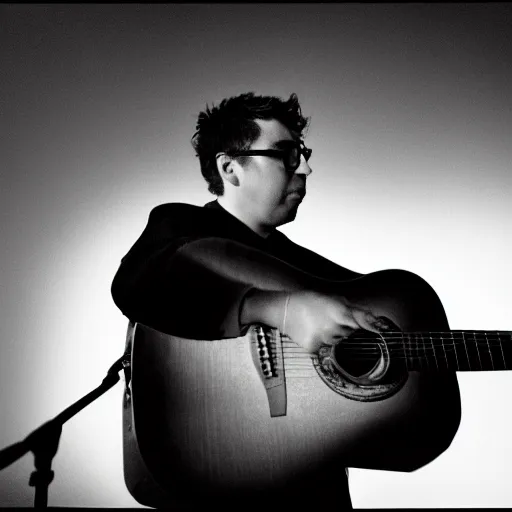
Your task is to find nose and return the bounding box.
[294,155,312,176]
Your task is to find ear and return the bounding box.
[216,153,240,187]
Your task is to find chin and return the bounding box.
[276,207,298,227]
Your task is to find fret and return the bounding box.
[464,332,500,371]
[450,331,472,371]
[484,332,507,371]
[404,333,448,371]
[474,332,483,370]
[440,333,458,371]
[400,332,411,371]
[476,332,492,370]
[386,331,511,373]
[430,334,439,371]
[422,332,429,371]
[461,331,472,371]
[460,331,481,371]
[416,332,426,371]
[438,333,448,371]
[497,333,508,370]
[410,333,420,371]
[485,332,495,370]
[398,331,512,372]
[451,333,461,371]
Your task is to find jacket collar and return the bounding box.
[204,200,283,244]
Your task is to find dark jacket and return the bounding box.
[111,200,359,339]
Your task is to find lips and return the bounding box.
[287,189,305,199]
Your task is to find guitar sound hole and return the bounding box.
[333,330,382,378]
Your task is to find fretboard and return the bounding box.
[385,331,512,372]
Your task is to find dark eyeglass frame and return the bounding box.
[225,141,312,173]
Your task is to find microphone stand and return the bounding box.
[0,352,130,507]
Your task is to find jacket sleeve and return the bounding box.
[111,205,254,340]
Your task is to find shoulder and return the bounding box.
[146,202,221,229]
[131,201,238,249]
[275,231,363,280]
[121,202,222,259]
[149,202,206,221]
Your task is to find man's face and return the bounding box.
[234,118,312,232]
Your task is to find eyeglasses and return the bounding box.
[225,141,312,173]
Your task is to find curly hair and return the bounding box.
[191,92,310,196]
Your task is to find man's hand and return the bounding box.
[241,288,396,354]
[283,291,394,353]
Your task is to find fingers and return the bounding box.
[290,292,400,353]
[350,307,399,333]
[349,306,375,332]
[374,316,400,331]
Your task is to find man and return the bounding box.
[112,92,460,508]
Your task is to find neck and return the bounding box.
[382,330,512,372]
[217,196,272,238]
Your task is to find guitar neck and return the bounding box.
[386,331,512,372]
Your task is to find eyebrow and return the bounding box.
[271,139,298,149]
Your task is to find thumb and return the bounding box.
[351,307,398,333]
[374,316,401,332]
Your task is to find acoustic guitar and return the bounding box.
[121,267,510,509]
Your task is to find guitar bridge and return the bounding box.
[249,325,287,418]
[256,326,278,378]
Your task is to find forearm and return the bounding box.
[172,238,319,337]
[112,237,318,340]
[175,238,337,336]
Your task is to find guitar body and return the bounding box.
[123,268,461,509]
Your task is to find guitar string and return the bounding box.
[278,358,509,374]
[276,334,510,342]
[273,338,508,352]
[269,346,506,369]
[275,354,503,367]
[278,339,508,343]
[278,347,504,354]
[256,332,509,372]
[278,348,507,356]
[274,341,507,354]
[274,331,511,339]
[278,355,507,372]
[278,351,503,363]
[277,336,509,345]
[268,332,512,340]
[276,354,507,375]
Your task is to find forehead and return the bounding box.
[251,119,296,149]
